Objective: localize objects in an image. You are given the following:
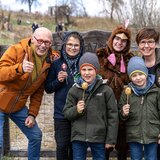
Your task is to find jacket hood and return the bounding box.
[59,32,84,77]
[107,25,131,54]
[74,72,102,88]
[60,31,84,58]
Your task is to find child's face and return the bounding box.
[80,65,97,84]
[130,72,147,88]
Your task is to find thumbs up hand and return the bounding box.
[22,54,34,73]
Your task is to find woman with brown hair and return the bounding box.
[96,24,133,160]
[136,27,160,160]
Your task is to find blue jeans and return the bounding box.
[54,119,72,160]
[0,112,5,157]
[157,144,160,160]
[0,107,42,160]
[129,142,157,160]
[72,140,105,160]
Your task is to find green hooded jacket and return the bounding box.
[63,78,119,145]
[119,84,160,144]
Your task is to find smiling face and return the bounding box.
[65,36,80,57]
[80,65,97,84]
[112,36,127,52]
[31,27,52,56]
[138,38,156,58]
[136,28,159,59]
[130,72,147,88]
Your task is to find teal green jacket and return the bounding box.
[119,84,160,144]
[63,79,119,145]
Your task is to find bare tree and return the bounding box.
[129,0,160,28]
[55,0,88,17]
[98,0,160,27]
[54,5,72,25]
[16,0,40,13]
[72,0,88,17]
[0,10,5,30]
[99,0,124,21]
[79,0,88,16]
[53,0,89,27]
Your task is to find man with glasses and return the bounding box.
[0,27,59,159]
[136,27,160,160]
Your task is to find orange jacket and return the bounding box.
[0,38,59,117]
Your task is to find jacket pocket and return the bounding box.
[0,88,18,112]
[126,120,140,126]
[148,120,160,138]
[126,121,141,139]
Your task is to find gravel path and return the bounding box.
[9,93,55,152]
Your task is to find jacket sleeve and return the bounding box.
[45,61,65,93]
[63,87,82,121]
[105,87,119,144]
[0,46,24,82]
[118,91,129,121]
[157,88,160,118]
[28,82,45,117]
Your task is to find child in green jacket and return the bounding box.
[119,56,160,160]
[63,52,119,160]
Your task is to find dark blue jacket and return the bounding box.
[45,31,84,119]
[45,57,77,119]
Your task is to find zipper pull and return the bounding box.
[141,96,144,105]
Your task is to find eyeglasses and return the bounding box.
[66,43,80,49]
[34,36,52,47]
[139,40,155,47]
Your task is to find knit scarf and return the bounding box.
[129,74,155,96]
[75,73,102,92]
[62,50,81,77]
[31,45,47,82]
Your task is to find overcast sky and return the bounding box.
[1,0,103,17]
